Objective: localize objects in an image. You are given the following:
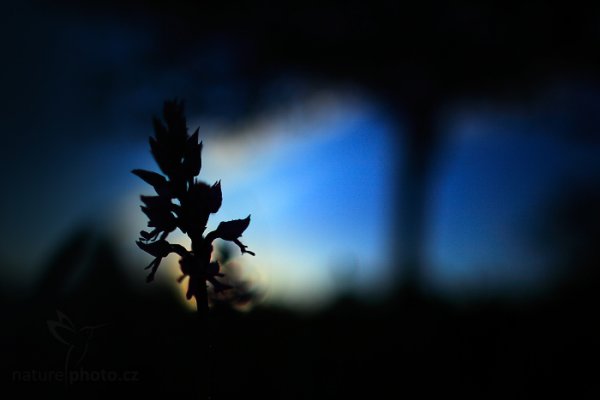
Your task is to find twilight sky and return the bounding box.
[1,1,599,309]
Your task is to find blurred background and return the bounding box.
[1,1,600,398]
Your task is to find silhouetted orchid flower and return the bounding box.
[133,100,254,313]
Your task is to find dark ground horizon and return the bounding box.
[2,224,600,399]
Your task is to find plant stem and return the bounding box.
[194,285,211,399]
[191,235,212,399]
[191,240,210,318]
[194,276,209,321]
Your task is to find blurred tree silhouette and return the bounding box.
[534,180,600,293]
[133,100,255,318]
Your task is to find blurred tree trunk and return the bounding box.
[396,97,440,293]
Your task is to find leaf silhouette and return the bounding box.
[131,169,171,197]
[182,128,202,180]
[185,181,222,213]
[152,116,169,144]
[147,100,190,179]
[186,275,198,300]
[209,181,222,213]
[145,258,163,282]
[178,181,222,236]
[210,215,251,241]
[149,136,180,178]
[162,99,188,142]
[136,239,174,258]
[140,230,155,240]
[170,244,189,257]
[206,216,254,255]
[140,197,177,238]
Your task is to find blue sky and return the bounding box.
[426,103,600,297]
[1,2,598,305]
[114,91,397,309]
[1,84,598,309]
